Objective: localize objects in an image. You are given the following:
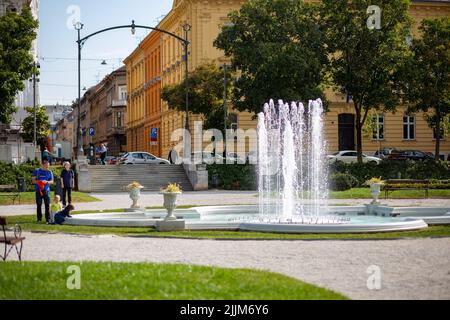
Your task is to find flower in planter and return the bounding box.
[161,183,182,193]
[126,181,144,190]
[365,177,384,186]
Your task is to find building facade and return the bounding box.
[0,0,39,163]
[124,0,450,159]
[125,32,162,156]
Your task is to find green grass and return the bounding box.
[0,261,347,300]
[5,214,450,240]
[0,192,101,205]
[329,188,450,199]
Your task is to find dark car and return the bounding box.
[374,148,399,160]
[388,150,434,161]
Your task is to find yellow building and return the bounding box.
[125,0,450,159]
[124,38,147,153]
[323,0,450,157]
[157,0,256,158]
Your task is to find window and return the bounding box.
[403,115,415,140]
[342,152,357,157]
[372,115,384,140]
[116,111,124,128]
[132,153,143,159]
[118,86,127,100]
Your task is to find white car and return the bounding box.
[327,151,382,164]
[120,152,170,165]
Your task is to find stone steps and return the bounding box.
[87,165,193,192]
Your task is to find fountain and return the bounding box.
[257,99,330,223]
[66,99,450,233]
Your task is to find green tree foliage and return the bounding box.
[321,0,412,162]
[403,17,450,160]
[161,62,233,131]
[214,0,327,115]
[0,9,38,124]
[20,106,50,145]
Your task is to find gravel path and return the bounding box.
[11,232,450,300]
[3,191,450,216]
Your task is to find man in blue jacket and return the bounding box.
[32,160,54,223]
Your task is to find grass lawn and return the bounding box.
[5,214,450,240]
[0,261,346,300]
[329,188,450,199]
[0,192,101,205]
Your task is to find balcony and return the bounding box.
[111,99,127,108]
[107,126,126,136]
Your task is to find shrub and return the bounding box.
[329,173,358,191]
[207,164,257,190]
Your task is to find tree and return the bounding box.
[161,62,233,132]
[0,8,38,125]
[20,106,50,150]
[404,17,450,161]
[214,0,328,115]
[321,0,412,162]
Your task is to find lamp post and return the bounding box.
[30,61,40,149]
[74,20,191,160]
[75,22,84,158]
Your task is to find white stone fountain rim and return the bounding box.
[64,204,450,233]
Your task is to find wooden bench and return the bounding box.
[0,184,21,205]
[0,217,25,261]
[383,179,430,199]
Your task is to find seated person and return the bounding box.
[52,204,75,225]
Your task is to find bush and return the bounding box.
[329,173,358,191]
[0,161,67,192]
[207,164,257,190]
[329,159,450,187]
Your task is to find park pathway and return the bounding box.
[11,232,450,300]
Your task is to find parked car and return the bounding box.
[327,151,382,164]
[388,150,434,161]
[374,148,400,160]
[119,152,170,165]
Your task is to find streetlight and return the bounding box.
[29,61,40,150]
[74,20,191,160]
[74,21,84,158]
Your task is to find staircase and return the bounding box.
[87,165,193,193]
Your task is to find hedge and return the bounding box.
[0,161,77,192]
[205,160,450,191]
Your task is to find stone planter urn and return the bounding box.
[161,192,181,221]
[125,183,144,209]
[370,183,383,205]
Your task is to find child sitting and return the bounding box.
[52,204,75,225]
[50,195,63,224]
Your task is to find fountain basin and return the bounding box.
[64,205,450,234]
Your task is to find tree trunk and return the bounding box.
[355,107,363,163]
[435,116,441,161]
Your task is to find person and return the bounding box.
[99,143,107,165]
[32,160,54,223]
[42,148,53,164]
[50,195,63,224]
[52,204,75,225]
[61,161,75,206]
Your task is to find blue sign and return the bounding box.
[89,127,95,137]
[150,128,158,146]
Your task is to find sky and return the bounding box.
[38,0,173,106]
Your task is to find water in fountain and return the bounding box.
[257,99,332,224]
